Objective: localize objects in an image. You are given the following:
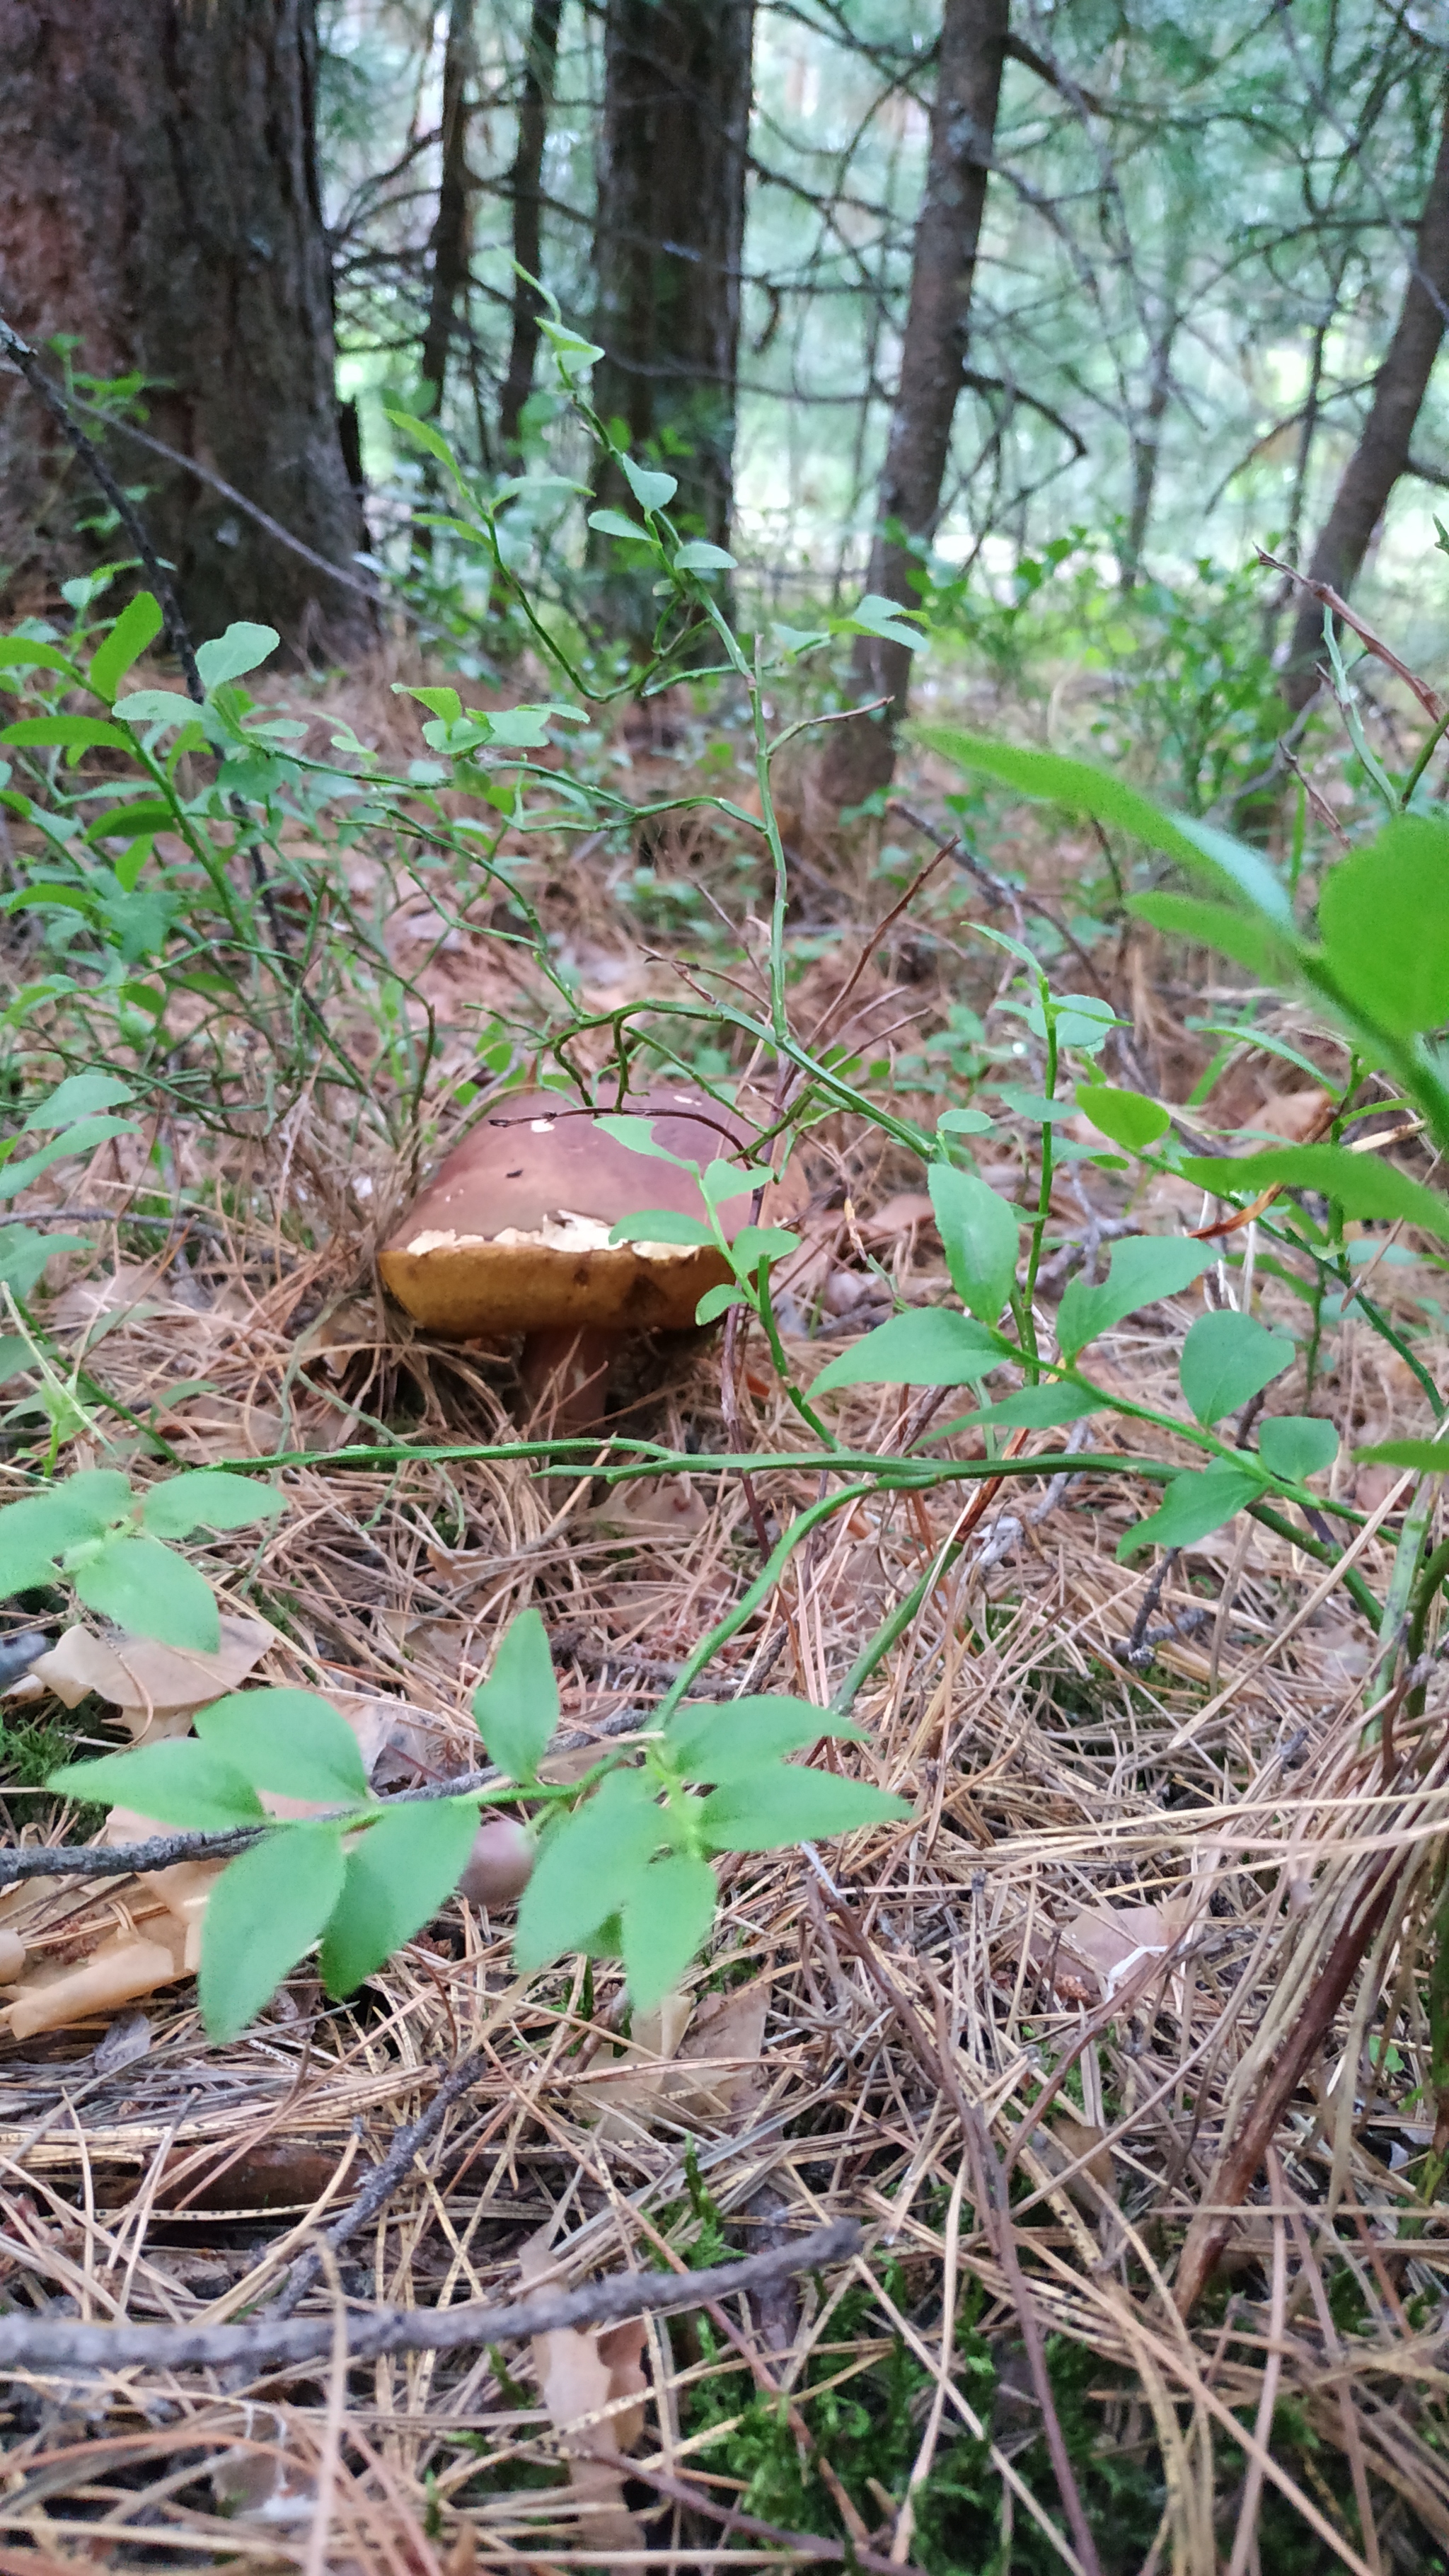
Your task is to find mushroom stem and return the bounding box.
[519,1325,623,1433]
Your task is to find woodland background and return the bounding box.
[5,8,1449,2575]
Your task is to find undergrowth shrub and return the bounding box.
[3,323,1449,2102]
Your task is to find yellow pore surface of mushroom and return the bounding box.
[379,1086,787,1339]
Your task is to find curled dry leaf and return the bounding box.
[1034,1899,1193,2011]
[589,1476,710,1544]
[18,1614,274,1740]
[0,1929,25,1985]
[4,1929,184,2041]
[518,2227,647,2554]
[576,1980,769,2135]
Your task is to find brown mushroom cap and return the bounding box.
[380,1087,790,1340]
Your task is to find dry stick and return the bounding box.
[1257,545,1445,722]
[0,309,290,954]
[1172,1849,1401,2318]
[0,1709,662,1890]
[816,1885,1104,2576]
[0,2217,859,2375]
[67,392,384,608]
[267,2042,494,2321]
[1225,2146,1288,2576]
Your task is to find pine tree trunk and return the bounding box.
[419,0,476,428]
[500,0,563,461]
[822,0,1010,807]
[589,0,755,637]
[0,0,374,660]
[1282,85,1449,715]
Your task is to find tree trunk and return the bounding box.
[499,0,563,461]
[419,0,476,427]
[588,0,755,637]
[0,0,374,661]
[1282,84,1449,715]
[821,0,1010,807]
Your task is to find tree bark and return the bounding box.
[499,0,563,461]
[0,0,374,661]
[419,0,476,429]
[1282,83,1449,715]
[588,0,755,637]
[822,0,1011,806]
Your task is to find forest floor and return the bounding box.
[0,646,1445,2575]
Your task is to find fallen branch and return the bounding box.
[0,2218,860,2375]
[1257,545,1445,722]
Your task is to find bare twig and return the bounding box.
[0,2217,860,2374]
[1257,545,1445,722]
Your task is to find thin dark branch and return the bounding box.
[0,311,204,700]
[0,2218,861,2374]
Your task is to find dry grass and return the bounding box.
[2,669,1448,2573]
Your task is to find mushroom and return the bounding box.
[379,1086,797,1428]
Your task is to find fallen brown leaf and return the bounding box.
[519,2226,648,2553]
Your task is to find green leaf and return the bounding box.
[700,1157,770,1209]
[619,456,678,513]
[1116,1461,1266,1562]
[937,1107,994,1137]
[113,688,197,729]
[396,683,462,724]
[1176,1144,1449,1240]
[1128,892,1286,977]
[385,407,462,470]
[196,1688,372,1805]
[514,1768,664,1970]
[608,1208,715,1247]
[1317,816,1449,1036]
[1075,1084,1170,1153]
[620,1854,717,2009]
[22,1072,133,1131]
[811,1309,1002,1394]
[915,727,1294,927]
[959,1382,1103,1431]
[0,1469,134,1596]
[699,1763,910,1853]
[1259,1416,1339,1482]
[1352,1439,1449,1472]
[1055,1237,1213,1359]
[846,592,923,649]
[928,1163,1019,1322]
[321,1797,480,1996]
[199,1823,346,2041]
[0,1116,137,1199]
[731,1224,799,1271]
[588,508,650,542]
[73,1535,221,1651]
[0,1226,86,1308]
[538,320,605,378]
[0,637,83,681]
[1179,1310,1293,1426]
[696,1281,747,1324]
[46,1739,266,1829]
[664,1695,863,1784]
[673,541,737,572]
[86,594,163,705]
[140,1470,287,1540]
[0,715,133,754]
[195,624,280,692]
[594,1114,696,1169]
[483,705,559,747]
[472,1607,559,1784]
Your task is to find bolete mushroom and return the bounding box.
[379,1086,795,1427]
